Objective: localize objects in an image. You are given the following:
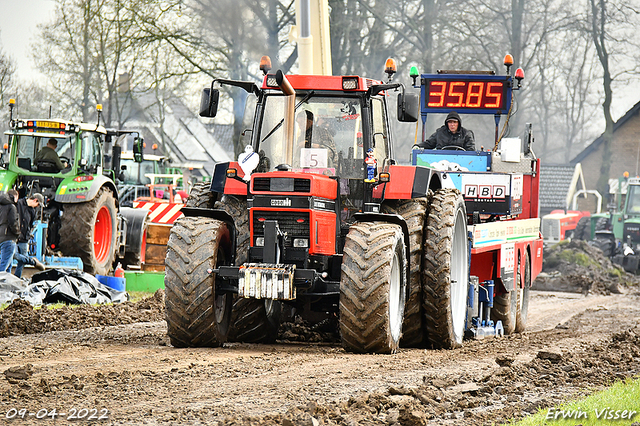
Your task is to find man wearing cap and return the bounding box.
[13,193,46,277]
[35,138,67,171]
[417,111,475,151]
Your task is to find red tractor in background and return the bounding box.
[541,210,591,245]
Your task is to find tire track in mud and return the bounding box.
[1,291,639,425]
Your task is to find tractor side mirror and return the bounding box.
[199,88,220,118]
[397,92,419,122]
[111,144,122,181]
[133,137,144,163]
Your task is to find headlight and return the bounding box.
[342,76,359,90]
[255,237,264,247]
[293,238,309,248]
[266,75,278,87]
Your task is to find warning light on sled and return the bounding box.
[410,66,419,85]
[514,68,524,88]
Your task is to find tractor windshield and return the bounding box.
[626,184,640,215]
[121,158,158,185]
[258,94,364,178]
[12,134,75,173]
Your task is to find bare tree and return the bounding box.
[174,0,297,157]
[329,0,405,77]
[35,0,102,121]
[0,42,16,130]
[584,0,615,194]
[35,0,163,126]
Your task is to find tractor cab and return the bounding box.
[133,174,186,204]
[2,118,106,201]
[201,61,419,229]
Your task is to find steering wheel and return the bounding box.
[59,156,71,168]
[440,145,465,151]
[322,143,338,164]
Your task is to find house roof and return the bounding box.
[211,124,235,154]
[121,92,233,176]
[571,100,640,164]
[539,164,577,214]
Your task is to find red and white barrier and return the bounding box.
[132,201,184,224]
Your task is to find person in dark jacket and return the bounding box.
[35,138,67,171]
[13,193,45,277]
[0,189,20,273]
[417,111,475,151]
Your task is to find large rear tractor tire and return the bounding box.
[422,189,469,349]
[165,217,233,347]
[59,187,117,276]
[340,222,407,354]
[572,216,590,241]
[382,197,428,348]
[185,181,215,209]
[515,251,531,333]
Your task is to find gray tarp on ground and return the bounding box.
[0,269,127,306]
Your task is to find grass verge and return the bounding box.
[506,377,640,426]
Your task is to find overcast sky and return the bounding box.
[0,0,637,122]
[0,0,56,81]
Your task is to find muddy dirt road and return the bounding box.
[1,289,640,426]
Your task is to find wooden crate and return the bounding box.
[143,223,172,271]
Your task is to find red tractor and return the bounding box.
[541,210,591,245]
[165,61,481,353]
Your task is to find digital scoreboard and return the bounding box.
[419,74,512,115]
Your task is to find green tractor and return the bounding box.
[609,176,640,272]
[574,175,640,272]
[1,101,148,275]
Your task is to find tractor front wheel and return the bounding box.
[59,188,117,275]
[493,280,517,335]
[340,222,407,354]
[165,217,233,347]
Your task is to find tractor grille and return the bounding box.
[253,210,310,246]
[253,177,311,193]
[541,218,560,242]
[624,223,640,244]
[294,179,311,192]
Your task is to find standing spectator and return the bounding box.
[14,193,46,277]
[0,189,19,273]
